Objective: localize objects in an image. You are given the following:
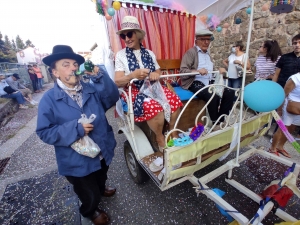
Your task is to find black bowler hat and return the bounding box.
[13,73,20,80]
[42,45,85,66]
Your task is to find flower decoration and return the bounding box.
[189,123,204,141]
[199,14,220,30]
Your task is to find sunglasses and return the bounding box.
[120,31,134,40]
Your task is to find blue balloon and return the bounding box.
[235,18,242,24]
[244,80,285,112]
[107,8,115,16]
[246,7,252,14]
[216,26,222,32]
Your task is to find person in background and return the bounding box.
[32,64,44,91]
[36,45,119,225]
[6,73,38,105]
[48,66,54,81]
[254,40,282,80]
[180,29,235,124]
[114,16,183,152]
[273,33,300,87]
[0,75,28,109]
[269,72,300,158]
[28,65,40,93]
[270,34,300,142]
[223,41,251,88]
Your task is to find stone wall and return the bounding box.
[210,0,300,82]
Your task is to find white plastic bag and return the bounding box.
[214,72,225,97]
[139,79,171,122]
[71,114,101,158]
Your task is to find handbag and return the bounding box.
[286,100,300,115]
[235,54,253,78]
[4,86,16,94]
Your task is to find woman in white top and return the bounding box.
[114,16,182,152]
[269,73,300,158]
[223,41,251,88]
[254,40,282,80]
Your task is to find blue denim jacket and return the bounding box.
[36,65,119,177]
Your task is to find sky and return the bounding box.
[0,0,105,54]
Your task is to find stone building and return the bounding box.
[210,0,300,82]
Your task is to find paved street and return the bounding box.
[0,83,299,225]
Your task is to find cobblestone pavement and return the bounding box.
[0,84,299,225]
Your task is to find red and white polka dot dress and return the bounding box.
[121,85,182,122]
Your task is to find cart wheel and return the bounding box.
[124,140,149,184]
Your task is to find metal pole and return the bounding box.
[235,0,255,165]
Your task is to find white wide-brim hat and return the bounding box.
[116,16,146,37]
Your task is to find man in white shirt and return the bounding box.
[180,29,235,123]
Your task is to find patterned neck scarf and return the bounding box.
[126,44,156,89]
[57,78,83,108]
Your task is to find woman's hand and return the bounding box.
[149,72,160,81]
[133,69,150,80]
[82,123,94,135]
[234,60,242,65]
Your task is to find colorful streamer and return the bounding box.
[271,110,300,154]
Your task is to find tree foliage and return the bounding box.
[4,35,12,49]
[25,39,35,48]
[0,31,17,63]
[0,32,35,63]
[16,35,25,50]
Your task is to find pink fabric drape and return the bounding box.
[107,5,195,60]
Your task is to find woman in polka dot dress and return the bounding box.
[114,16,182,152]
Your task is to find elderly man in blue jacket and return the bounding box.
[36,45,119,225]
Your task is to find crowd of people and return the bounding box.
[0,64,52,109]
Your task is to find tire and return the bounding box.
[124,140,149,184]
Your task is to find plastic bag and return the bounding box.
[71,114,101,158]
[139,79,171,122]
[214,72,225,97]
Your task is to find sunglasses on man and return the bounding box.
[120,31,134,40]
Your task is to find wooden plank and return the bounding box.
[157,59,181,70]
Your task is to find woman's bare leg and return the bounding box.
[270,128,283,151]
[168,108,181,138]
[277,125,295,149]
[146,111,165,147]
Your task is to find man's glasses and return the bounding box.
[120,31,134,40]
[260,46,265,48]
[196,37,213,42]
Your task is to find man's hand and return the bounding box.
[149,72,160,81]
[132,69,150,80]
[82,123,94,135]
[197,68,208,75]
